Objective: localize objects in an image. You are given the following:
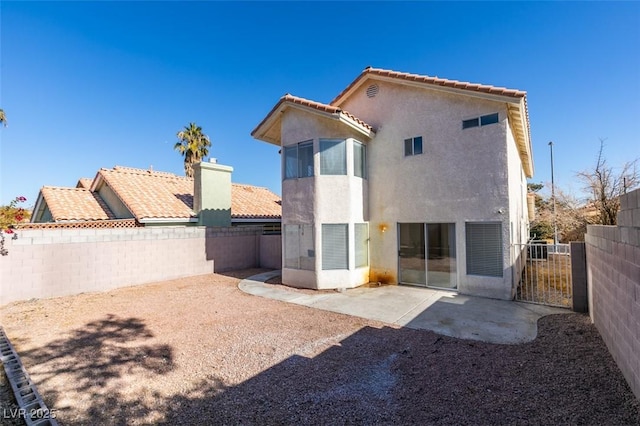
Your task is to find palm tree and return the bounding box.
[174,122,211,178]
[0,109,6,127]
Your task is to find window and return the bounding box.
[284,141,314,179]
[462,118,479,129]
[355,223,369,268]
[404,136,423,156]
[480,113,499,126]
[353,141,367,178]
[462,113,499,130]
[320,139,346,175]
[465,222,503,277]
[284,224,315,270]
[322,224,348,270]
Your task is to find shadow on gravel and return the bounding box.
[17,313,640,425]
[17,314,174,423]
[156,314,640,425]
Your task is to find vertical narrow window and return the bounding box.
[322,224,348,270]
[284,146,297,180]
[298,141,314,177]
[465,222,503,277]
[320,139,346,175]
[404,136,423,156]
[355,223,369,268]
[353,141,367,178]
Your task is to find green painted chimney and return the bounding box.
[193,159,233,227]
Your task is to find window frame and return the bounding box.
[322,223,349,270]
[319,139,347,176]
[404,136,423,157]
[283,140,314,180]
[462,113,499,130]
[465,221,503,277]
[353,141,367,179]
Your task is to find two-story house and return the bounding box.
[252,67,533,300]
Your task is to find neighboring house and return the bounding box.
[252,67,533,300]
[31,163,281,229]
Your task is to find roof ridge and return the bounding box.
[330,66,526,106]
[42,185,90,191]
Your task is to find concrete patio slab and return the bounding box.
[239,270,569,344]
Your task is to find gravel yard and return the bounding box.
[1,269,638,425]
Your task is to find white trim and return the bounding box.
[138,217,198,224]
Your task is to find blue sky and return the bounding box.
[1,1,639,206]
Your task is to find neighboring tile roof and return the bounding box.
[41,186,115,221]
[76,178,94,189]
[330,66,527,106]
[231,184,282,219]
[94,166,281,220]
[96,166,195,220]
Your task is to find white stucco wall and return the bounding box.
[280,109,370,289]
[341,81,517,299]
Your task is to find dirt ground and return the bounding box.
[1,269,638,425]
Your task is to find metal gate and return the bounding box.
[512,242,572,308]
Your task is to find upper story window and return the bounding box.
[320,139,347,175]
[462,112,499,130]
[353,141,367,179]
[404,136,423,156]
[284,140,314,179]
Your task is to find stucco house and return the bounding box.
[30,163,281,230]
[252,67,533,300]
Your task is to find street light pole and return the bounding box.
[549,141,558,248]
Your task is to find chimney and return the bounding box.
[193,160,234,227]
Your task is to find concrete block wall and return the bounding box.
[585,188,640,399]
[1,226,282,305]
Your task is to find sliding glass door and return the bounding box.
[398,223,457,289]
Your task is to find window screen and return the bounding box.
[465,222,503,277]
[320,139,346,175]
[355,223,369,268]
[322,224,348,270]
[354,141,367,178]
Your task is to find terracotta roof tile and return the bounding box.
[330,66,527,106]
[231,184,281,219]
[76,178,94,189]
[96,166,281,220]
[251,94,374,139]
[41,186,115,221]
[97,167,196,220]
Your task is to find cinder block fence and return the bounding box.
[0,226,281,306]
[585,188,640,399]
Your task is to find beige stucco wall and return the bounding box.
[98,183,134,219]
[340,81,515,299]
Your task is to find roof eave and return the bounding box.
[138,217,198,224]
[252,100,374,146]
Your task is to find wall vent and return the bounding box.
[366,84,379,98]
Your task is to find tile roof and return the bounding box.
[41,186,115,221]
[95,166,281,220]
[96,166,195,220]
[251,94,374,144]
[76,178,94,189]
[330,66,527,106]
[231,184,282,219]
